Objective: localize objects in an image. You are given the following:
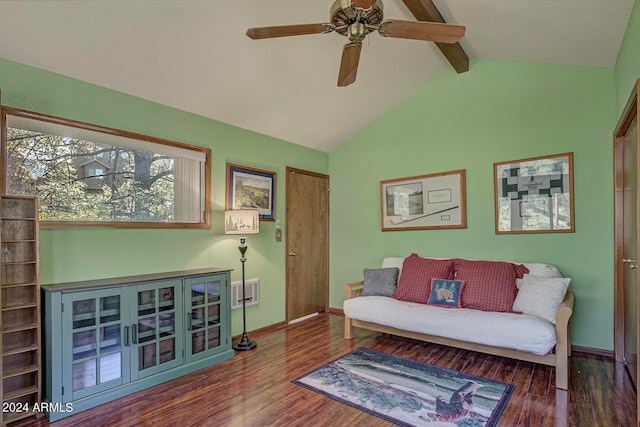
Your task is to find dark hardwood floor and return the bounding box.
[13,313,637,426]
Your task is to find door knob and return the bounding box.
[288,252,296,256]
[631,264,638,270]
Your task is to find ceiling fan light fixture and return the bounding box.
[330,0,384,36]
[347,22,368,42]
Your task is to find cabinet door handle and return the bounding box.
[132,323,138,344]
[124,326,129,346]
[187,313,192,331]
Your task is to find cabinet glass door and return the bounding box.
[62,288,130,401]
[185,275,227,362]
[130,280,183,379]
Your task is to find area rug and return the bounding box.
[292,347,514,427]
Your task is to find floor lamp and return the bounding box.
[224,209,259,351]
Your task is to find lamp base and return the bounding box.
[232,332,257,351]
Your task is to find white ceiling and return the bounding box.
[0,0,634,152]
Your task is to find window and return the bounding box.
[1,107,211,228]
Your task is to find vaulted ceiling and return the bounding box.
[0,0,634,152]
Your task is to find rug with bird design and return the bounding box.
[292,347,514,427]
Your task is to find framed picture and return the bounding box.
[494,152,574,234]
[226,164,276,221]
[380,169,467,231]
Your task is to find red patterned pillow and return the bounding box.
[453,259,522,312]
[393,254,455,303]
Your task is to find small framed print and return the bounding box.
[380,169,467,231]
[226,164,276,221]
[494,152,574,234]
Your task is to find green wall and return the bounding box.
[616,0,640,116]
[0,57,329,336]
[5,1,640,351]
[329,60,616,350]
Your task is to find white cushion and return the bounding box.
[513,274,571,324]
[344,296,557,355]
[520,263,563,278]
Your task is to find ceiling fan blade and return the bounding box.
[352,0,377,9]
[379,20,465,43]
[337,42,362,87]
[246,23,333,39]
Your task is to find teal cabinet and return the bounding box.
[185,275,228,363]
[42,269,232,422]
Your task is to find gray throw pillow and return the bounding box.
[361,267,399,296]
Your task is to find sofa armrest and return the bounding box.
[554,290,574,390]
[556,290,574,321]
[343,281,364,339]
[556,290,574,337]
[344,281,364,300]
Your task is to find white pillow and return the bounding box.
[512,274,571,324]
[520,263,563,278]
[381,257,405,278]
[516,268,562,289]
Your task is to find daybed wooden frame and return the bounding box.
[343,281,575,390]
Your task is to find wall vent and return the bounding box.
[231,278,259,310]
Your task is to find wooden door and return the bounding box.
[285,167,329,323]
[622,117,638,386]
[614,79,640,405]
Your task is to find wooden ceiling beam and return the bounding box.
[401,0,469,73]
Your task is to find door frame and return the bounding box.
[614,79,639,367]
[285,166,330,323]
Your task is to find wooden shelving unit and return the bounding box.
[1,195,40,426]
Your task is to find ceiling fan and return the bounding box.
[246,0,466,87]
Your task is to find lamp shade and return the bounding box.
[224,209,260,235]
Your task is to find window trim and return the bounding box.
[1,106,211,229]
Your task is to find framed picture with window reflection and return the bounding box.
[494,152,574,234]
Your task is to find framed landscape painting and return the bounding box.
[226,164,275,221]
[494,152,574,234]
[380,169,467,231]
